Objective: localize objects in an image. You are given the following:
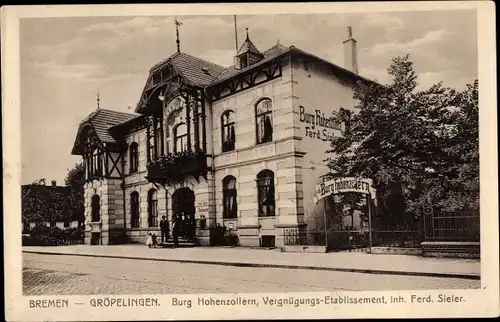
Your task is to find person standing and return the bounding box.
[172,215,179,248]
[159,215,169,244]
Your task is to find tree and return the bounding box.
[326,54,478,228]
[65,162,85,223]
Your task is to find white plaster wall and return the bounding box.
[211,58,294,158]
[291,56,358,228]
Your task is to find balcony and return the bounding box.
[146,149,208,185]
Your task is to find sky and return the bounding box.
[20,10,478,185]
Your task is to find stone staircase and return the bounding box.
[157,237,197,248]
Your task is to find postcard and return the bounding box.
[2,2,498,321]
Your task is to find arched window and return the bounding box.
[130,191,140,228]
[91,195,101,222]
[257,170,275,217]
[173,123,188,153]
[221,110,236,152]
[255,98,273,144]
[222,176,238,218]
[148,189,158,227]
[129,142,139,173]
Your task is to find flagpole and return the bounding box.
[234,15,239,52]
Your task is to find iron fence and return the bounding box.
[284,227,423,251]
[283,228,326,246]
[424,211,480,242]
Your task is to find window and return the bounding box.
[174,123,188,153]
[91,195,100,222]
[255,98,273,144]
[222,176,238,218]
[148,189,158,227]
[257,170,275,216]
[92,149,103,177]
[129,142,139,173]
[147,117,157,162]
[221,110,236,152]
[155,123,162,157]
[130,191,140,228]
[240,55,249,69]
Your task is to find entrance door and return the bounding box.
[171,187,196,241]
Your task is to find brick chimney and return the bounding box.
[51,180,57,187]
[343,26,358,74]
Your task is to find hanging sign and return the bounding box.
[314,177,376,203]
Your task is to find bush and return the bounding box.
[22,224,84,246]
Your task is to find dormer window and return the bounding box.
[235,29,263,70]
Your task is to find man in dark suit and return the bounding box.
[159,215,169,244]
[172,215,180,247]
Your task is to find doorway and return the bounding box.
[91,232,101,245]
[171,187,196,241]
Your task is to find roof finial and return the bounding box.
[347,25,353,39]
[96,90,100,109]
[245,27,249,40]
[277,38,280,45]
[174,17,183,53]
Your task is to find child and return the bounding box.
[146,232,153,248]
[151,231,158,248]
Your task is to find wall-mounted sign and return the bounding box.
[299,106,344,142]
[314,177,376,202]
[196,200,209,215]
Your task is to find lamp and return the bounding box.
[158,90,165,102]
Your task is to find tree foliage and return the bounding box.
[22,162,86,225]
[65,161,85,222]
[326,54,479,228]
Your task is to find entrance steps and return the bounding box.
[157,238,197,248]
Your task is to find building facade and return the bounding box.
[71,28,372,247]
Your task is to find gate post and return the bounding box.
[367,194,373,253]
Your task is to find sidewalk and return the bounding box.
[22,245,480,280]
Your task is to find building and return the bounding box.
[71,26,374,247]
[21,180,83,231]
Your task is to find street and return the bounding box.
[23,253,480,295]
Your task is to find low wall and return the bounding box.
[282,245,327,253]
[421,241,480,259]
[370,247,422,256]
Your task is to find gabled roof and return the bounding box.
[210,43,375,87]
[214,43,288,83]
[236,33,262,56]
[71,108,138,154]
[151,52,226,87]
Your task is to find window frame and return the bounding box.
[255,98,273,145]
[130,191,140,228]
[221,110,236,153]
[148,189,158,228]
[173,123,188,153]
[129,142,139,174]
[92,148,103,177]
[222,176,238,219]
[256,170,276,217]
[91,195,101,222]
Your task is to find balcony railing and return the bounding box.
[146,149,208,184]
